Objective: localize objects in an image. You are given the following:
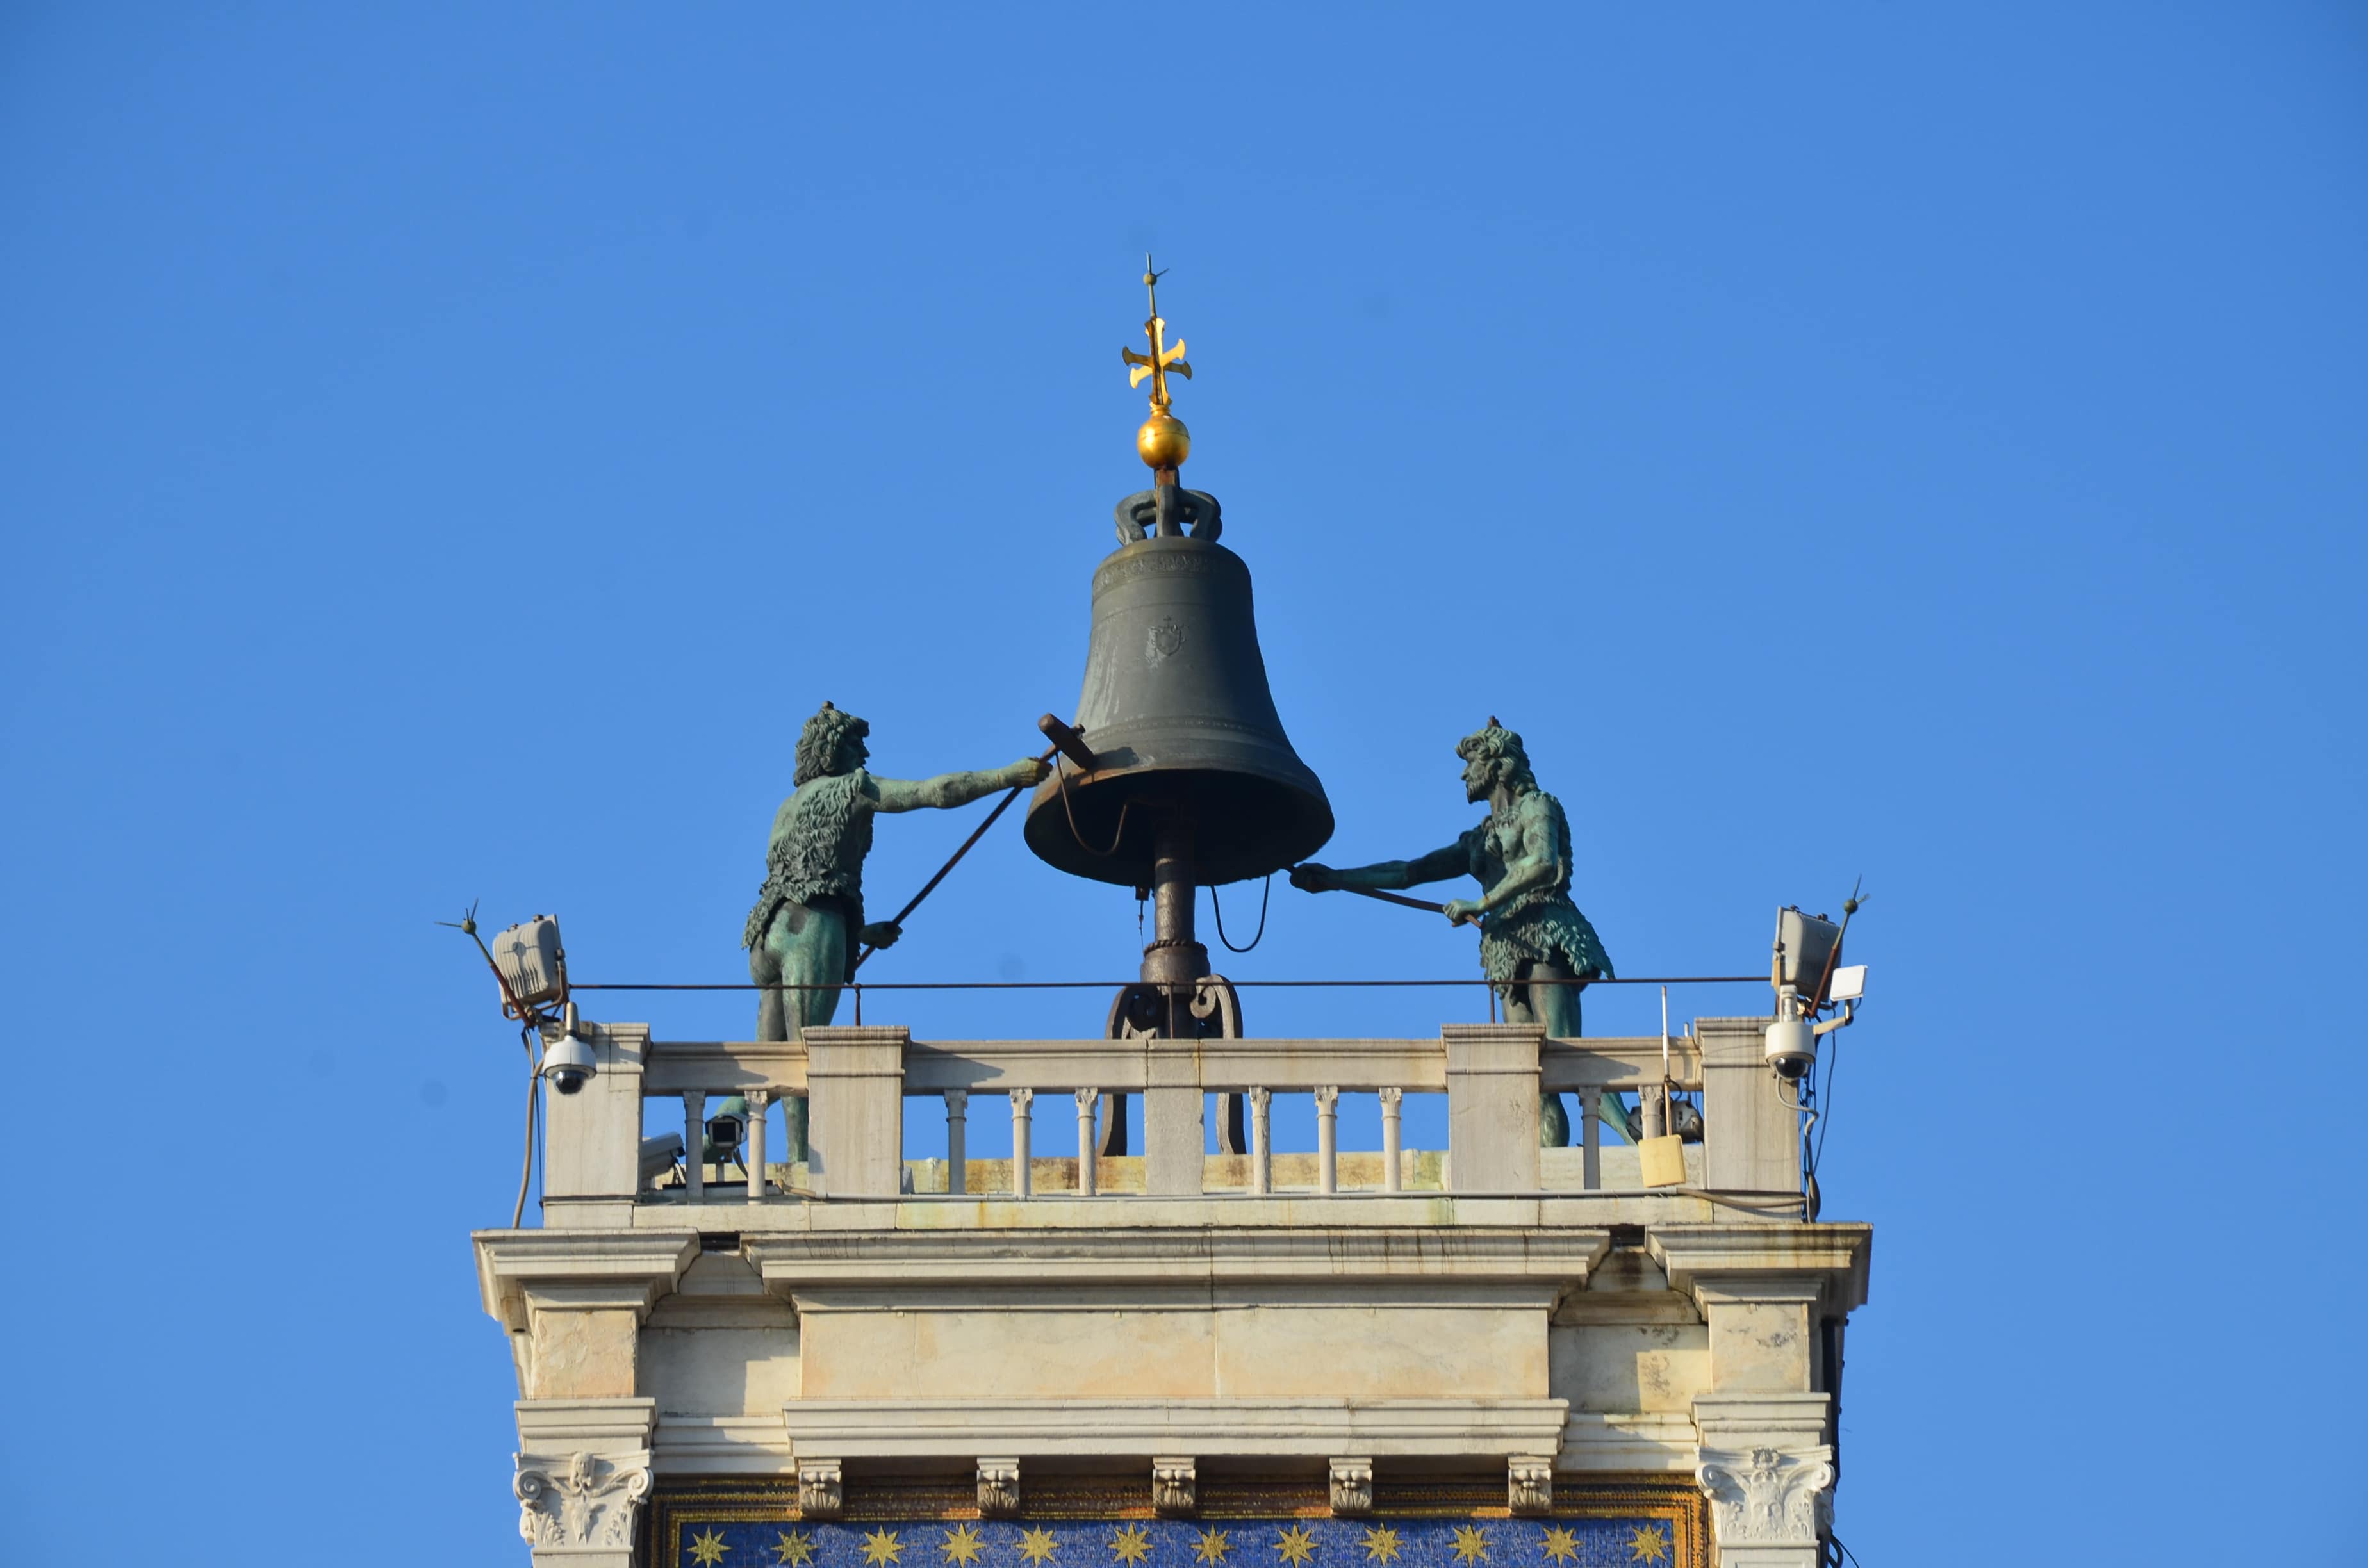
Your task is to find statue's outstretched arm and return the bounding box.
[869,758,1048,813]
[1292,840,1467,894]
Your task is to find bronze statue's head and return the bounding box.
[1456,717,1535,803]
[794,701,871,785]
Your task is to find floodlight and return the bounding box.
[1772,906,1841,997]
[492,915,568,1014]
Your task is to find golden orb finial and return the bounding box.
[1120,255,1193,472]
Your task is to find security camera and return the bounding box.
[543,1004,598,1095]
[1765,987,1816,1080]
[705,1096,748,1163]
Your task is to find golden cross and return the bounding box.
[1121,256,1192,410]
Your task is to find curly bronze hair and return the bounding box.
[1455,716,1536,791]
[793,701,871,786]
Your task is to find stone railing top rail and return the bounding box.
[638,1030,1706,1096]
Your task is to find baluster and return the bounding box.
[746,1089,770,1203]
[1249,1088,1272,1195]
[1315,1086,1339,1195]
[944,1089,969,1196]
[684,1090,706,1202]
[1074,1087,1099,1197]
[1379,1088,1402,1193]
[1580,1086,1600,1191]
[1010,1089,1034,1199]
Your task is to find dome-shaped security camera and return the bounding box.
[543,1004,597,1095]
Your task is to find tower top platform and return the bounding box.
[475,1009,1870,1568]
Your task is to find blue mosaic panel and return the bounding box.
[668,1516,1676,1568]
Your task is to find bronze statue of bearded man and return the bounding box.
[1291,719,1613,1147]
[744,702,1047,1159]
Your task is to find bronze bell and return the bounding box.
[1025,527,1333,890]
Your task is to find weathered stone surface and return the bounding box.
[1552,1323,1711,1414]
[530,1307,641,1400]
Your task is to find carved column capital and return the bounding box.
[978,1458,1021,1519]
[799,1458,844,1521]
[513,1449,652,1552]
[1151,1456,1197,1517]
[1697,1444,1834,1552]
[1328,1457,1373,1517]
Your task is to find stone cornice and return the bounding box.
[475,1229,699,1330]
[1646,1223,1871,1315]
[778,1398,1571,1459]
[741,1225,1611,1296]
[517,1396,659,1450]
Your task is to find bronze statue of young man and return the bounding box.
[1290,719,1613,1147]
[744,702,1048,1157]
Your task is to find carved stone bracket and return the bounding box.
[1507,1457,1554,1516]
[978,1457,1021,1519]
[514,1450,652,1550]
[799,1458,845,1521]
[1696,1444,1834,1549]
[1151,1456,1197,1517]
[1328,1457,1373,1517]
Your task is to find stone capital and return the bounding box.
[1695,1441,1834,1553]
[514,1448,652,1558]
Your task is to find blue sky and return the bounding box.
[3,4,2362,1563]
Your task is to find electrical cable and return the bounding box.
[511,1024,539,1227]
[1814,1029,1843,1173]
[1054,756,1131,858]
[579,974,1761,992]
[1210,874,1271,954]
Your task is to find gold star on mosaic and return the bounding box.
[1449,1525,1490,1564]
[1625,1524,1670,1564]
[689,1528,730,1567]
[1019,1527,1062,1565]
[941,1525,987,1565]
[1192,1528,1232,1565]
[1540,1526,1581,1564]
[775,1529,816,1566]
[864,1528,906,1567]
[1360,1525,1401,1565]
[1111,1524,1154,1565]
[1275,1525,1318,1567]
